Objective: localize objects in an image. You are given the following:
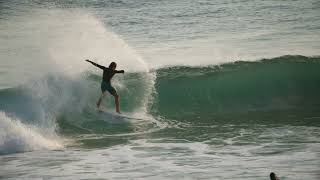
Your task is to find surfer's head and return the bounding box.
[109,62,117,70]
[270,172,279,180]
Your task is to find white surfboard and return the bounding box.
[97,108,145,123]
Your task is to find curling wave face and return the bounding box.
[152,55,320,124]
[1,55,320,153]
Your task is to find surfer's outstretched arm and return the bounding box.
[115,70,125,73]
[85,59,105,69]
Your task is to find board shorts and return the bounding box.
[101,81,116,94]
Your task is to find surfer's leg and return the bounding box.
[99,81,109,108]
[106,84,120,113]
[111,92,120,114]
[97,92,107,108]
[96,95,102,108]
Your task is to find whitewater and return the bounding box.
[1,0,320,179]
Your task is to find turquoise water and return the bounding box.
[1,0,320,179]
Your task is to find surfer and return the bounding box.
[270,172,280,180]
[85,59,124,114]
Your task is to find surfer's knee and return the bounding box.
[113,93,119,99]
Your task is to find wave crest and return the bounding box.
[0,112,62,155]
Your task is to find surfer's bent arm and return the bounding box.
[85,59,105,69]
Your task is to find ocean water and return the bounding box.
[0,0,320,179]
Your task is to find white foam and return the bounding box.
[2,7,155,114]
[0,112,62,155]
[0,8,157,154]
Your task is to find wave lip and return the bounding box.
[0,112,62,155]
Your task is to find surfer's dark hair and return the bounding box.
[270,172,277,180]
[109,62,117,68]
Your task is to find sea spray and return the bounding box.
[0,8,155,154]
[0,111,62,155]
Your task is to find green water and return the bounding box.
[1,0,320,179]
